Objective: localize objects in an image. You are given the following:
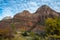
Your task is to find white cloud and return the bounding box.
[53,2,60,5]
[0,0,60,20]
[28,2,37,6]
[42,0,51,2]
[2,7,13,18]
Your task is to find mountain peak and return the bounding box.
[21,10,30,15]
[37,5,50,10]
[41,5,50,8]
[14,10,32,19]
[35,5,53,14]
[0,5,60,34]
[23,10,29,13]
[15,10,31,16]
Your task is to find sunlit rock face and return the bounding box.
[0,5,60,32]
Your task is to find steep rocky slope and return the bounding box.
[0,5,60,33]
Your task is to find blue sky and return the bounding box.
[0,0,60,20]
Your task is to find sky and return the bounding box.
[0,0,60,20]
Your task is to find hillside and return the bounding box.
[0,5,60,34]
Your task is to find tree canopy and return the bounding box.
[45,17,60,35]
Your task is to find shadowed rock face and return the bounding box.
[0,5,60,33]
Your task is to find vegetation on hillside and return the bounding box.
[45,17,60,40]
[0,17,60,40]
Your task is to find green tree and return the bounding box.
[45,17,60,40]
[10,23,16,34]
[45,18,57,34]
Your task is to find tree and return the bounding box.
[10,23,16,34]
[45,18,57,34]
[45,17,60,40]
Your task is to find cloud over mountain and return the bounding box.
[0,0,60,20]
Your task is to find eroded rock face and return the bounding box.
[0,5,60,32]
[34,5,60,25]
